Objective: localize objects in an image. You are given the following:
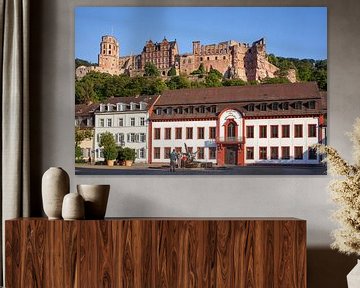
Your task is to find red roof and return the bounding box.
[156,82,322,106]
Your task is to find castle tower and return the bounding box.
[192,41,200,55]
[97,35,120,73]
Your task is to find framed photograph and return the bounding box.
[75,7,327,175]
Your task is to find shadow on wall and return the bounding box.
[308,248,357,288]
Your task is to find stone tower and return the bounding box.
[97,35,120,74]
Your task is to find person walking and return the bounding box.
[169,149,178,172]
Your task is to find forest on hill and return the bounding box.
[75,56,327,105]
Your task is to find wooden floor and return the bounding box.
[6,218,306,288]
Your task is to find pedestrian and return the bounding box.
[169,149,178,172]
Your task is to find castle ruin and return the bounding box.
[76,35,294,82]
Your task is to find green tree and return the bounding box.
[167,67,177,77]
[75,79,97,104]
[99,132,118,161]
[75,128,93,162]
[205,68,223,87]
[166,75,191,90]
[144,62,160,77]
[190,63,206,75]
[142,78,167,95]
[222,79,247,86]
[118,147,136,162]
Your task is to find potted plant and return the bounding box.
[99,132,118,166]
[315,118,360,287]
[123,147,136,167]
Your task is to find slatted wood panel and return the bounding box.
[5,218,306,288]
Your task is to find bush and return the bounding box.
[99,132,118,160]
[118,147,136,162]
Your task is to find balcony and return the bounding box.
[216,136,244,144]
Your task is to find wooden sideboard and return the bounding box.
[5,218,306,287]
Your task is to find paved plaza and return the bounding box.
[75,163,327,175]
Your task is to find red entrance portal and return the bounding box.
[217,143,244,166]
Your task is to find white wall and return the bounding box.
[152,120,217,163]
[32,0,360,252]
[245,117,320,164]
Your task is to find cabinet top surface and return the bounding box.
[6,217,305,222]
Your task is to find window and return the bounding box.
[271,102,279,110]
[246,147,254,160]
[281,102,289,110]
[154,147,160,159]
[127,133,136,143]
[246,126,254,138]
[247,104,255,111]
[198,106,205,113]
[164,147,171,159]
[99,119,104,127]
[139,148,146,159]
[260,103,267,111]
[308,147,317,160]
[174,128,182,140]
[139,133,146,143]
[165,128,171,140]
[118,118,124,127]
[130,118,136,126]
[197,127,205,139]
[209,127,216,139]
[282,125,290,138]
[294,124,303,138]
[259,147,267,160]
[197,147,204,159]
[270,147,279,160]
[308,101,316,109]
[270,125,279,138]
[154,128,161,140]
[186,127,193,139]
[209,147,216,159]
[259,125,267,138]
[166,107,172,114]
[227,123,236,138]
[140,117,145,126]
[117,133,125,144]
[96,134,100,143]
[188,106,194,114]
[294,101,302,110]
[281,147,290,160]
[175,147,182,154]
[155,108,161,115]
[107,119,112,127]
[308,124,317,137]
[294,146,303,160]
[210,106,216,113]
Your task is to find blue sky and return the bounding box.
[75,7,327,63]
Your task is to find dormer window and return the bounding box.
[139,101,147,110]
[271,102,279,110]
[247,104,255,111]
[281,102,289,110]
[117,103,126,111]
[99,104,106,112]
[176,107,183,114]
[210,106,216,113]
[308,100,316,109]
[294,101,302,110]
[155,108,162,115]
[260,103,267,111]
[107,104,113,112]
[188,106,194,114]
[166,107,172,115]
[130,102,137,111]
[198,106,205,113]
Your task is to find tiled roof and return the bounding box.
[155,82,322,106]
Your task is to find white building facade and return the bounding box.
[149,83,326,166]
[94,96,159,163]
